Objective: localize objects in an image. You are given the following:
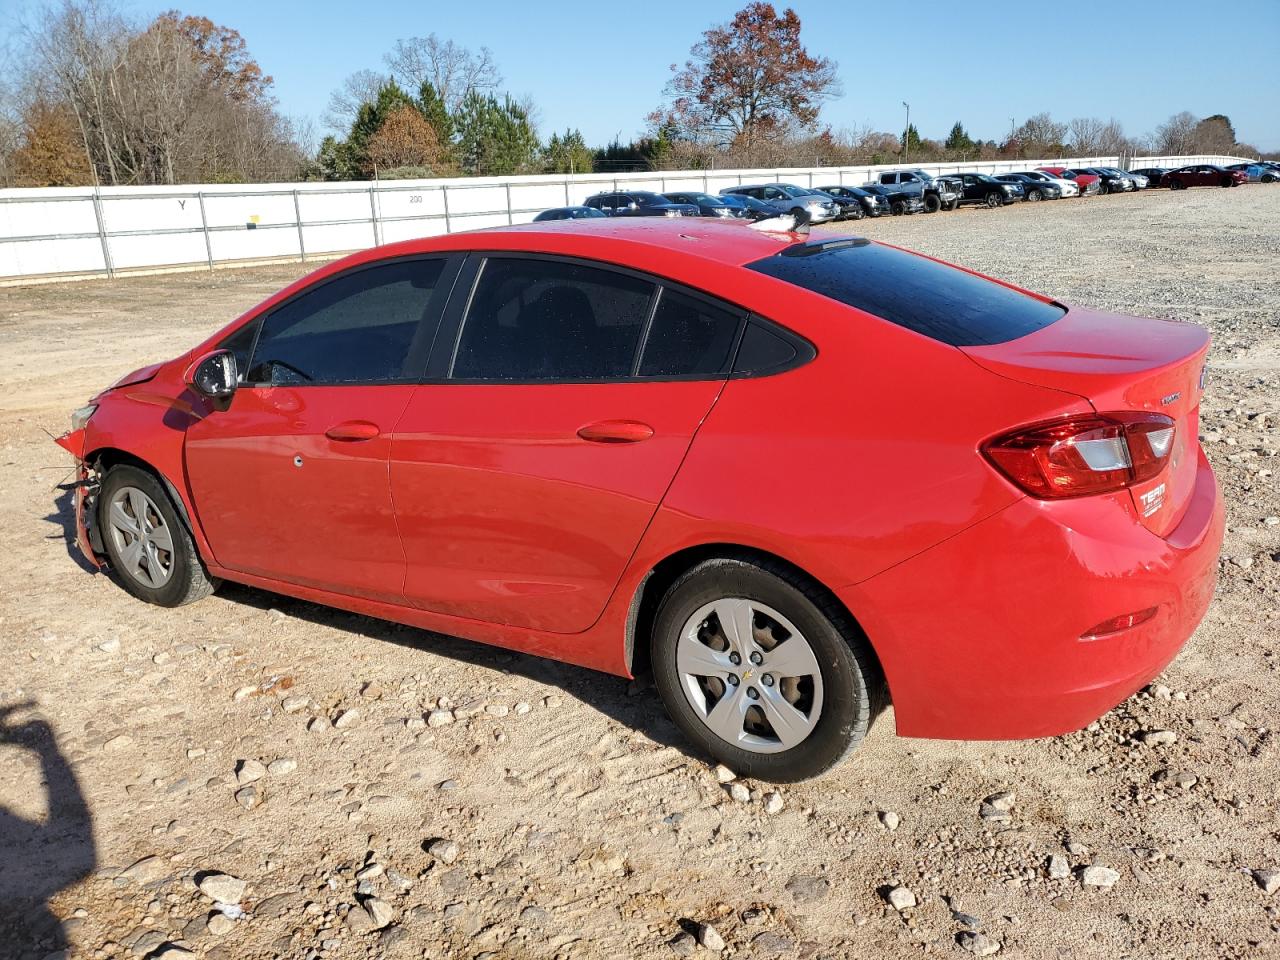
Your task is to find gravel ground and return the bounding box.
[1,185,1278,960]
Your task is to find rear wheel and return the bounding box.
[984,191,1002,208]
[847,204,864,220]
[922,194,941,213]
[98,464,216,607]
[1168,178,1184,190]
[651,556,883,782]
[946,199,960,211]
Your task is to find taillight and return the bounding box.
[983,412,1176,499]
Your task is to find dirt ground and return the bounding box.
[1,185,1278,960]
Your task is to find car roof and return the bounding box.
[336,217,806,270]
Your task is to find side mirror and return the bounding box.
[185,349,238,400]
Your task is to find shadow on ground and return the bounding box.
[0,703,97,959]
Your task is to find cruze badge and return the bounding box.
[1161,392,1181,405]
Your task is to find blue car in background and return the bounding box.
[716,193,773,221]
[1226,163,1278,183]
[533,206,608,222]
[662,191,744,217]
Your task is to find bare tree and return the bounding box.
[323,69,388,133]
[384,35,500,113]
[1153,111,1197,156]
[1068,116,1105,154]
[1010,113,1067,157]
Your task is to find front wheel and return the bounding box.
[1027,189,1042,202]
[98,464,217,607]
[984,191,1002,208]
[922,194,941,213]
[651,556,884,782]
[1168,179,1184,190]
[847,205,865,220]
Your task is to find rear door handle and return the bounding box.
[325,420,381,441]
[576,419,654,444]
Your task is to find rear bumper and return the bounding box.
[842,447,1224,740]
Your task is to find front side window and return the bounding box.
[245,258,446,385]
[452,258,655,380]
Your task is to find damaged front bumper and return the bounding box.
[55,428,103,568]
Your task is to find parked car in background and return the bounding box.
[872,169,963,212]
[1225,163,1275,183]
[952,173,1023,208]
[717,194,774,221]
[1037,167,1101,195]
[1072,168,1135,194]
[808,188,869,220]
[1123,170,1150,190]
[1164,164,1248,189]
[719,184,838,223]
[533,206,608,222]
[858,184,925,215]
[995,173,1062,202]
[662,191,743,218]
[1130,167,1171,188]
[818,185,889,218]
[1016,170,1080,197]
[583,192,699,217]
[55,217,1224,782]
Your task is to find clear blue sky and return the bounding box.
[5,0,1278,151]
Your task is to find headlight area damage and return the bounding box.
[56,407,104,569]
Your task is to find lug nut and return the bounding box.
[726,674,739,686]
[746,687,760,700]
[761,674,775,687]
[749,651,763,665]
[729,652,741,666]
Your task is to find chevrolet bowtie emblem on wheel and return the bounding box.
[741,669,755,683]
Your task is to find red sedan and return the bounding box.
[1036,166,1102,195]
[1164,164,1249,189]
[56,218,1223,782]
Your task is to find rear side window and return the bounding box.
[747,243,1064,347]
[452,258,654,380]
[639,289,742,377]
[245,258,446,384]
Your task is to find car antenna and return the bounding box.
[748,208,811,237]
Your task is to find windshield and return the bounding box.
[632,192,667,206]
[748,243,1064,347]
[685,193,721,204]
[778,184,815,198]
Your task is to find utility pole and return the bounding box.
[902,101,911,163]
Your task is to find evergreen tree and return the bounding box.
[901,123,922,155]
[543,128,594,174]
[944,121,975,153]
[453,92,539,176]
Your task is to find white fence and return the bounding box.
[0,154,1257,285]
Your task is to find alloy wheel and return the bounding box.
[676,598,824,754]
[106,485,174,588]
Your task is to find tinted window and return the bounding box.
[639,289,742,377]
[245,258,445,385]
[747,243,1065,347]
[452,258,654,380]
[734,322,800,375]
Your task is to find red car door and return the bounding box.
[185,256,458,602]
[390,255,744,633]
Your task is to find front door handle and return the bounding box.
[325,420,381,441]
[577,419,654,444]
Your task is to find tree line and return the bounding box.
[0,0,1268,188]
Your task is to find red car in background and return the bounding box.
[1037,166,1101,195]
[1164,164,1248,189]
[56,218,1223,782]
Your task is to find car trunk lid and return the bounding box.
[962,305,1209,537]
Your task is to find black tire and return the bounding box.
[650,555,884,782]
[847,205,864,220]
[984,191,1002,208]
[922,193,941,214]
[1027,189,1042,202]
[1168,179,1184,190]
[890,199,905,216]
[946,199,960,211]
[97,464,216,607]
[1098,181,1110,195]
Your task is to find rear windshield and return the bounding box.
[747,242,1065,346]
